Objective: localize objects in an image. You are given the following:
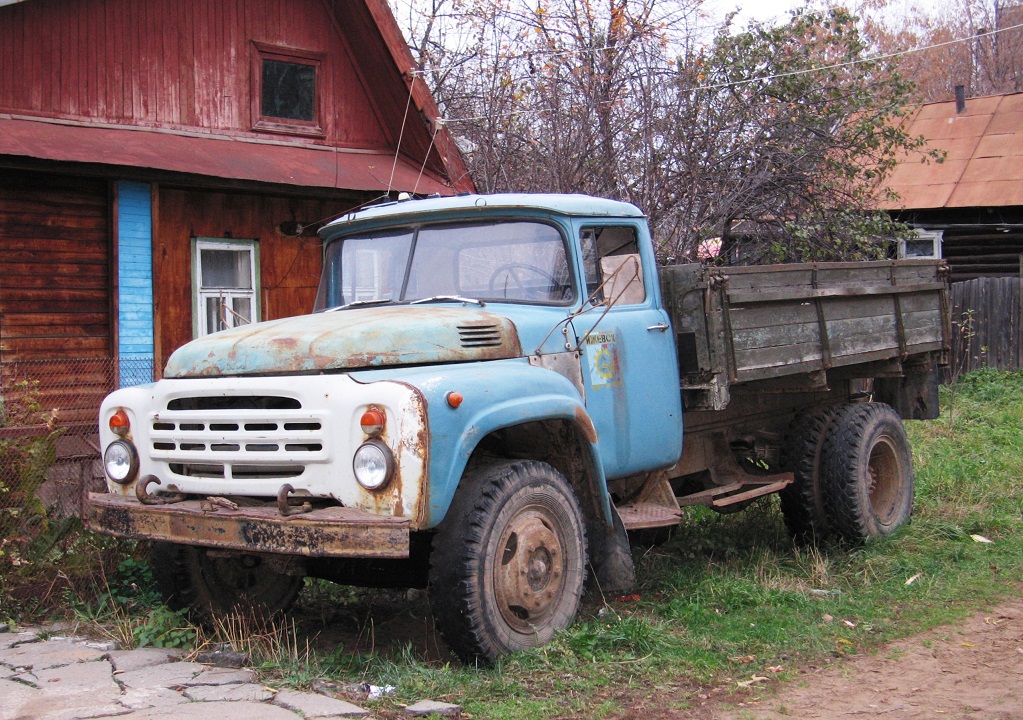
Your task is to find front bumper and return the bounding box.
[87,492,409,559]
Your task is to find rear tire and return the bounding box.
[150,543,305,624]
[779,407,840,543]
[821,403,914,542]
[429,460,587,664]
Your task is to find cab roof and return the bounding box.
[320,193,645,237]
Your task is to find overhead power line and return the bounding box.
[432,21,1023,125]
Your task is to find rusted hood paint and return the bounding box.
[165,306,523,378]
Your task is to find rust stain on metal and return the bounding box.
[167,306,523,378]
[574,406,598,444]
[87,492,409,559]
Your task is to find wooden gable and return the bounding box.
[0,0,471,194]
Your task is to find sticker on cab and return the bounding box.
[584,331,621,387]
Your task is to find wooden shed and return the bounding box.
[881,91,1023,373]
[0,0,473,426]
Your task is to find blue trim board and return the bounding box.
[117,181,154,387]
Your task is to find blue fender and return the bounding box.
[351,358,611,528]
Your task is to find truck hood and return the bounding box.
[164,306,523,378]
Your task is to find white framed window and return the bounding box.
[898,229,943,259]
[192,238,260,336]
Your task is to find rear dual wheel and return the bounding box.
[781,402,914,544]
[821,402,914,541]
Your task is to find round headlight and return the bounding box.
[353,439,395,491]
[104,440,139,485]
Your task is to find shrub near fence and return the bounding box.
[949,277,1023,379]
[0,357,152,615]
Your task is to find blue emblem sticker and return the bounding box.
[585,331,621,387]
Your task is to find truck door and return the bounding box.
[574,224,683,478]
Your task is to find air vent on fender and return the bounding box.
[458,324,503,348]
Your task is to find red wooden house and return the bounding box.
[0,0,472,426]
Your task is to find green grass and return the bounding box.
[35,369,1023,719]
[315,369,1023,718]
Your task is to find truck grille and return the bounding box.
[458,323,503,348]
[150,395,326,482]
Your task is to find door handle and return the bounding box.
[647,323,670,332]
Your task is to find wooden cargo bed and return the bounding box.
[660,260,950,411]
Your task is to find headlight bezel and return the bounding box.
[352,439,395,491]
[104,439,140,485]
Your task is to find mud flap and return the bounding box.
[586,503,636,596]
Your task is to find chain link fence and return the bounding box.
[0,357,153,613]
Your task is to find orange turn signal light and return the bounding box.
[446,391,463,408]
[109,410,131,437]
[360,407,386,436]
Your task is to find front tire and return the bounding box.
[429,460,587,664]
[821,403,914,542]
[150,543,305,624]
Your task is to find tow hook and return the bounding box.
[277,483,312,516]
[135,475,186,505]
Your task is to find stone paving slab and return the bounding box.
[0,632,386,719]
[184,682,276,702]
[0,630,40,651]
[2,660,125,720]
[115,660,206,689]
[273,688,371,717]
[405,700,462,717]
[0,638,107,670]
[119,686,191,711]
[107,647,186,674]
[0,677,39,720]
[186,666,257,685]
[130,700,304,719]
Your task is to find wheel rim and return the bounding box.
[492,506,568,635]
[867,437,902,525]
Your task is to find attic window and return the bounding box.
[252,42,325,136]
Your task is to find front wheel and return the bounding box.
[821,403,914,542]
[150,543,305,624]
[429,460,587,664]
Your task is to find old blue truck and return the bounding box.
[88,194,949,662]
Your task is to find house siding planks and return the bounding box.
[153,187,363,370]
[0,171,113,423]
[0,0,397,151]
[117,181,154,387]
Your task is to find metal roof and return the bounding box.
[0,115,455,195]
[881,92,1023,210]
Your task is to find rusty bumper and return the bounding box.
[87,492,409,559]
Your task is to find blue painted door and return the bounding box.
[572,222,683,479]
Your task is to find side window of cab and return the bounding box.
[579,226,646,306]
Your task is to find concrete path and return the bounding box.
[0,627,461,720]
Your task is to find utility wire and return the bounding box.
[433,21,1023,125]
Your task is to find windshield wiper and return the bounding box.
[324,299,396,313]
[409,295,486,307]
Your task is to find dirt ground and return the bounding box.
[708,591,1023,720]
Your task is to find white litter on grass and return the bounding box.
[970,534,994,544]
[368,684,396,699]
[905,573,923,586]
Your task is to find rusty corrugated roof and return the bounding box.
[881,91,1023,210]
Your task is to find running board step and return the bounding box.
[617,501,683,531]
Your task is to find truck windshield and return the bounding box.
[315,221,575,310]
